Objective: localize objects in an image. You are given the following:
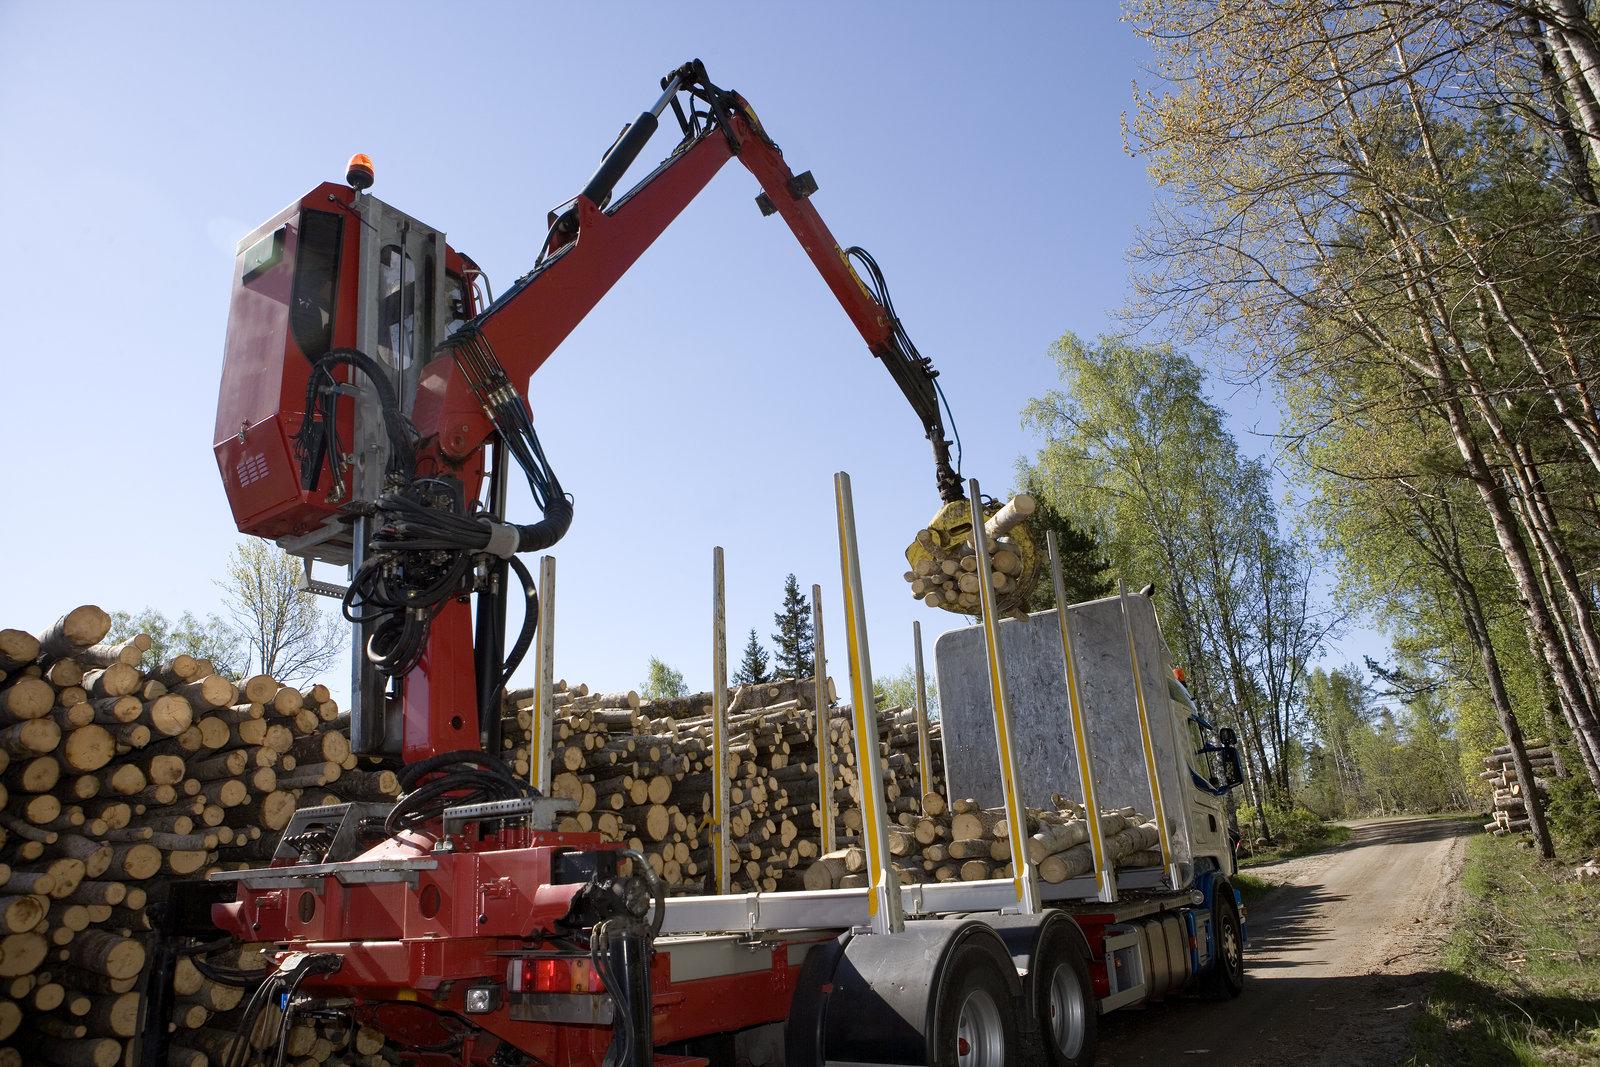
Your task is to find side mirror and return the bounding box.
[1218,726,1237,746]
[1221,746,1244,788]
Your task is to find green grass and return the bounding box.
[1408,834,1600,1066]
[1229,871,1275,906]
[1238,823,1352,868]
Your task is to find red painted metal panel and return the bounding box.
[403,595,480,764]
[215,183,364,540]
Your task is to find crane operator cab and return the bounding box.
[213,156,505,762]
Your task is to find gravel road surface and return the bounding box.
[1095,816,1473,1065]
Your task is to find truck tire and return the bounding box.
[1031,923,1096,1066]
[1200,885,1244,1000]
[929,940,1018,1067]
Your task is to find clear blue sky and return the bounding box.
[0,1,1379,698]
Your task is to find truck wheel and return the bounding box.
[931,942,1017,1067]
[1200,887,1245,1000]
[1033,925,1096,1066]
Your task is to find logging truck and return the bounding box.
[172,579,1248,1067]
[174,59,1252,1066]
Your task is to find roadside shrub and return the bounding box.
[1545,751,1600,854]
[1237,801,1336,855]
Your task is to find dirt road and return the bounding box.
[1096,817,1473,1065]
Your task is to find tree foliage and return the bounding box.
[108,607,244,677]
[1124,0,1600,848]
[733,629,771,686]
[1022,332,1331,840]
[1012,482,1113,611]
[771,574,815,679]
[641,657,687,700]
[219,540,344,683]
[876,664,939,720]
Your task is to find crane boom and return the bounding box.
[413,60,962,504]
[215,59,980,769]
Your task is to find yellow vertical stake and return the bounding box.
[1118,578,1177,887]
[813,585,835,855]
[712,547,731,896]
[968,478,1038,914]
[834,473,902,934]
[529,555,556,795]
[1047,532,1116,902]
[912,620,933,804]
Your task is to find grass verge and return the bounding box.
[1238,823,1352,868]
[1229,871,1274,906]
[1408,834,1600,1065]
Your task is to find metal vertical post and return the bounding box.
[1118,578,1178,888]
[529,555,556,795]
[711,547,732,896]
[812,585,836,855]
[1047,532,1116,903]
[834,473,902,934]
[912,621,933,804]
[968,477,1038,914]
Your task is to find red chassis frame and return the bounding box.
[213,822,830,1066]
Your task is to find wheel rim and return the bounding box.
[1221,912,1241,977]
[1047,961,1087,1058]
[955,986,1006,1067]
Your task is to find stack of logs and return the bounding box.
[1480,739,1562,836]
[0,605,400,1066]
[905,494,1035,614]
[802,796,1160,889]
[497,678,947,895]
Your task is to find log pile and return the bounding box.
[0,606,400,1066]
[904,494,1036,615]
[0,603,960,1062]
[1480,739,1562,836]
[496,678,949,895]
[803,796,1161,889]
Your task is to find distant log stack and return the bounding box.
[0,606,401,1065]
[802,795,1161,889]
[496,677,949,896]
[1480,739,1562,836]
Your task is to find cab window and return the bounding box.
[289,211,342,361]
[377,245,415,370]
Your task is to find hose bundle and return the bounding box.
[383,749,540,839]
[293,344,570,680]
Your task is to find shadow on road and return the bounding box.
[1097,968,1600,1066]
[1242,882,1343,969]
[1339,817,1480,849]
[1096,818,1483,1064]
[1096,970,1427,1064]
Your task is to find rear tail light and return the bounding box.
[509,957,605,994]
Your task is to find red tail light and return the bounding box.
[512,957,605,994]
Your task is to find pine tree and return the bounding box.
[771,574,814,679]
[733,629,771,685]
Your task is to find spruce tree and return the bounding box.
[771,573,814,678]
[1016,479,1113,612]
[733,629,771,685]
